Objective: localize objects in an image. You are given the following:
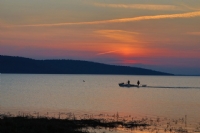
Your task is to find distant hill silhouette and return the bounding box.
[0,55,173,75]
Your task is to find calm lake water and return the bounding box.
[1,74,200,132]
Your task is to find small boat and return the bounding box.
[118,83,139,87]
[119,83,147,87]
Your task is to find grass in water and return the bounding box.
[0,114,149,133]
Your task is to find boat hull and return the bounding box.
[118,83,147,87]
[118,83,139,87]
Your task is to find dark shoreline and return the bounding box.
[1,112,198,133]
[0,55,173,75]
[0,114,149,133]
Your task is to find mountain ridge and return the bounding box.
[0,55,173,75]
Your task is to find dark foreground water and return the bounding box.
[1,74,200,132]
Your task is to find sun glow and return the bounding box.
[96,46,143,57]
[119,47,133,56]
[117,46,152,57]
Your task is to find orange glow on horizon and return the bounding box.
[118,47,133,56]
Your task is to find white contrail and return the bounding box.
[96,50,119,55]
[10,11,200,27]
[93,3,179,10]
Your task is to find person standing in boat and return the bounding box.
[127,80,130,84]
[137,80,140,86]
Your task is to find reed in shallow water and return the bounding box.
[1,112,198,133]
[0,113,149,133]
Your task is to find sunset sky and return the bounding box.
[1,0,200,75]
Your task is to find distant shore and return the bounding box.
[0,55,173,75]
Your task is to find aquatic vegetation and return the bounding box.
[1,112,198,133]
[0,113,149,133]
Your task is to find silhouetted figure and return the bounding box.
[127,80,130,84]
[137,80,140,86]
